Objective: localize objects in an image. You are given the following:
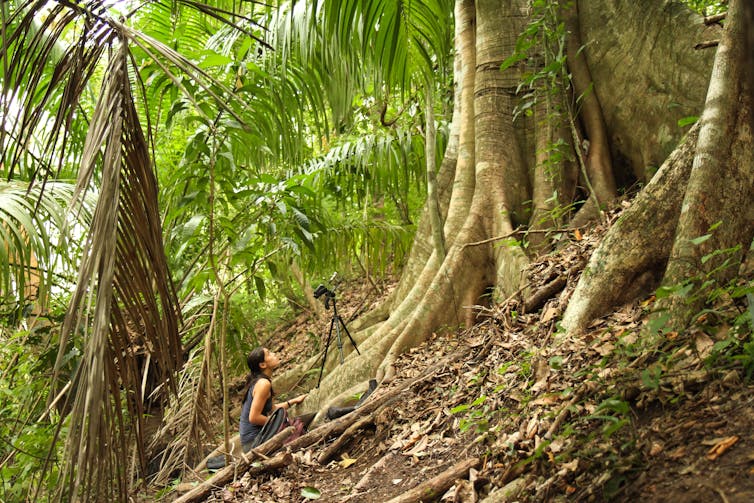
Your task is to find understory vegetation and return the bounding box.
[1,0,751,501]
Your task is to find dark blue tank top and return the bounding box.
[239,377,273,446]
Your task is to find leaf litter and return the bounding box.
[188,211,754,503]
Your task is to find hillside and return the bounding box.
[175,211,754,502]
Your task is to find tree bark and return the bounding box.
[561,124,699,333]
[654,0,754,332]
[578,0,717,181]
[425,81,446,258]
[563,1,616,225]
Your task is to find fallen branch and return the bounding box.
[287,351,461,452]
[317,413,375,464]
[173,427,294,503]
[523,275,567,313]
[384,457,481,503]
[352,451,398,493]
[695,40,719,49]
[544,387,585,440]
[704,12,727,25]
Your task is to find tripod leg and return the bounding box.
[338,316,361,355]
[317,316,337,388]
[335,318,344,364]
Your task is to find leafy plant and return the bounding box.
[450,395,490,434]
[586,397,631,439]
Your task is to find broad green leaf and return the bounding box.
[301,487,321,500]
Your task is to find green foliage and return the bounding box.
[681,0,727,15]
[301,486,322,499]
[500,0,567,120]
[586,397,631,439]
[0,180,89,313]
[0,324,65,501]
[451,395,490,434]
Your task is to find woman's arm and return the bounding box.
[248,379,272,425]
[274,393,308,410]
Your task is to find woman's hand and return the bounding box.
[288,393,307,406]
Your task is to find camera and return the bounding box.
[313,284,334,300]
[313,283,335,309]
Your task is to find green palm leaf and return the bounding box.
[0,180,86,311]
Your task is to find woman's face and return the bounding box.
[262,348,280,371]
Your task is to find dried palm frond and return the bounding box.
[147,340,213,486]
[52,40,182,501]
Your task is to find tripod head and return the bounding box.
[313,283,336,309]
[313,272,339,309]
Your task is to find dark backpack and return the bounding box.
[251,407,308,449]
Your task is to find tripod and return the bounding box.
[317,295,360,388]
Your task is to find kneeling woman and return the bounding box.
[239,347,307,451]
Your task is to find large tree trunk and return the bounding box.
[578,0,717,181]
[564,0,754,334]
[653,0,754,332]
[279,0,725,418]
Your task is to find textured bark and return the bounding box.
[561,125,699,333]
[425,84,446,258]
[529,86,577,251]
[654,0,754,332]
[563,1,616,221]
[579,0,717,180]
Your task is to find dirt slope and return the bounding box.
[180,212,754,502]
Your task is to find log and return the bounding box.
[384,458,481,503]
[193,433,247,473]
[172,427,294,503]
[317,413,375,465]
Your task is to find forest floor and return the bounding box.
[172,209,754,502]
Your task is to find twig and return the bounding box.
[463,227,586,249]
[704,12,727,25]
[703,483,731,503]
[544,387,585,440]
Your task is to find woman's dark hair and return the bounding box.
[242,347,273,404]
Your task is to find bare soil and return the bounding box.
[175,214,754,502]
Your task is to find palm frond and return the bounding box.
[0,180,88,312]
[147,343,213,486]
[54,41,182,501]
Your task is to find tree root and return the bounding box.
[288,350,462,452]
[523,275,567,314]
[561,124,699,334]
[383,457,481,503]
[173,427,294,503]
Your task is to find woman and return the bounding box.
[239,347,307,451]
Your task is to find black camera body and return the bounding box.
[313,284,336,308]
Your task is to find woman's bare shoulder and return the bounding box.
[252,377,271,395]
